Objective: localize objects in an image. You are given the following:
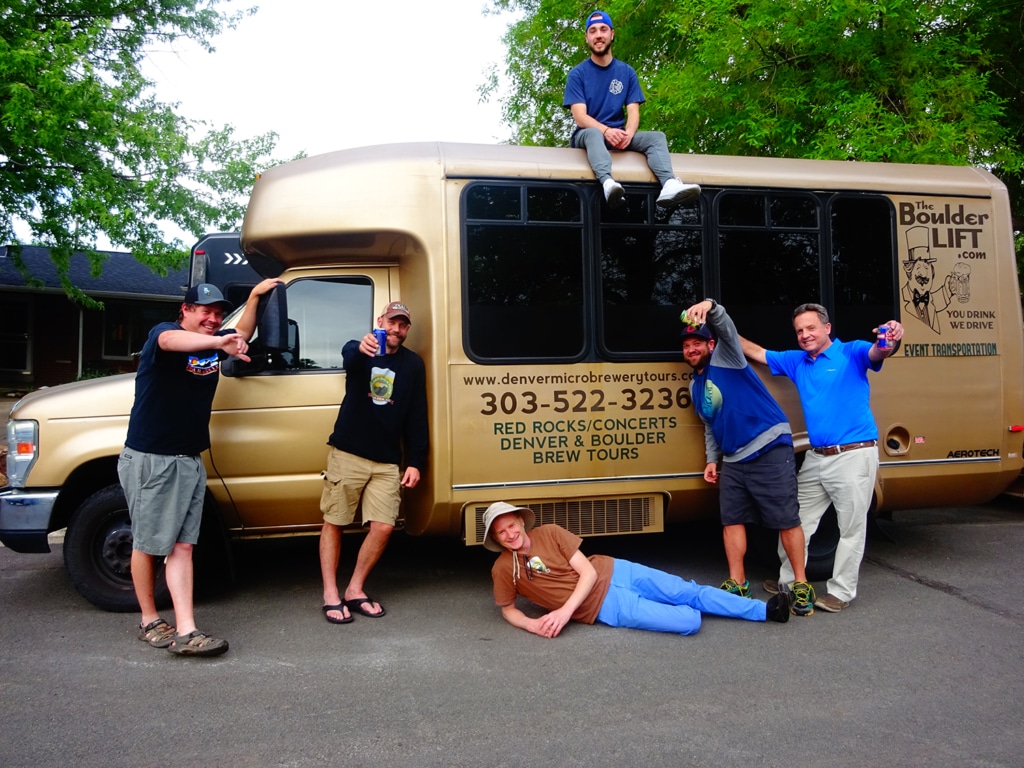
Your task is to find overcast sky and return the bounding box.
[143,0,517,161]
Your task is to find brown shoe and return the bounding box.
[763,578,779,595]
[138,617,176,648]
[814,593,850,613]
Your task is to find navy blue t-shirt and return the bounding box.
[124,321,229,456]
[563,57,645,131]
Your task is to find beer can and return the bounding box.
[876,325,889,349]
[373,328,387,356]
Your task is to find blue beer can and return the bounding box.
[373,328,387,356]
[877,325,889,349]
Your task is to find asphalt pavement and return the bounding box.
[1,499,1022,767]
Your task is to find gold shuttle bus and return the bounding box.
[4,141,1023,610]
[236,142,1024,561]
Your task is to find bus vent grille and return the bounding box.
[468,495,663,546]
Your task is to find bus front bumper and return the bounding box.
[0,487,58,553]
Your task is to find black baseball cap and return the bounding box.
[183,283,233,310]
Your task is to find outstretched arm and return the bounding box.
[739,335,768,366]
[158,329,251,362]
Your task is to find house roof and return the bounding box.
[0,245,189,300]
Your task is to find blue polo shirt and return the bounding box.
[765,339,882,448]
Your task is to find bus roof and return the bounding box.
[241,142,1002,269]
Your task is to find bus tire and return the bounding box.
[747,506,840,583]
[63,484,170,613]
[804,505,840,582]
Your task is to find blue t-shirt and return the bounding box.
[766,340,882,448]
[563,58,645,130]
[125,321,230,456]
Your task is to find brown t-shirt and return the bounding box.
[491,524,615,625]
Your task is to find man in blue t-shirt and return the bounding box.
[121,278,281,656]
[741,303,904,612]
[563,10,701,210]
[681,299,815,616]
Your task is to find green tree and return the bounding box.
[0,0,291,302]
[487,0,1024,299]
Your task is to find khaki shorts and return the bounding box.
[320,448,401,527]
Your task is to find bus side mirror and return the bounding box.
[258,284,289,351]
[223,283,290,378]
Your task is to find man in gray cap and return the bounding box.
[122,278,282,656]
[482,501,792,638]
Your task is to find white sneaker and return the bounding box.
[656,178,701,208]
[602,178,625,208]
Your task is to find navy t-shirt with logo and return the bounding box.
[124,321,230,456]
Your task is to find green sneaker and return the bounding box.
[720,578,752,598]
[791,580,816,616]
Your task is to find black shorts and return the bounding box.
[719,444,800,530]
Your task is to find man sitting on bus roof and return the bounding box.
[564,10,701,210]
[483,502,793,638]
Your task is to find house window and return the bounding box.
[102,302,172,359]
[0,296,31,373]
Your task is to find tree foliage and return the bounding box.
[0,0,292,302]
[486,0,1024,298]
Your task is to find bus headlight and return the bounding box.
[6,420,39,488]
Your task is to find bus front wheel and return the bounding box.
[64,484,170,613]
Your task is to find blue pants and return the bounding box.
[595,559,767,636]
[571,128,675,186]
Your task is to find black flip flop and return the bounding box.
[345,596,386,618]
[322,603,354,624]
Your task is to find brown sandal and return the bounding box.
[138,618,176,648]
[168,629,229,657]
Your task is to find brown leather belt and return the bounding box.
[812,440,877,457]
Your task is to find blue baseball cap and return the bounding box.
[680,323,714,342]
[584,10,613,30]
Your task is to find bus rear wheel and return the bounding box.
[748,505,841,583]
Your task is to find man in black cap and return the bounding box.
[122,278,281,656]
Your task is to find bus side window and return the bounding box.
[278,278,374,370]
[830,196,898,341]
[464,184,586,361]
[599,192,704,356]
[718,192,822,351]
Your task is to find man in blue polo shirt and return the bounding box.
[741,303,903,612]
[563,10,701,210]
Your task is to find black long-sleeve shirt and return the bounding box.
[327,340,429,470]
